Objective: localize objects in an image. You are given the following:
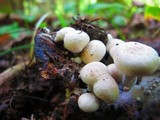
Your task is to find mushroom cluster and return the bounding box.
[77,33,159,112]
[55,27,160,113]
[54,27,106,64]
[78,62,119,112]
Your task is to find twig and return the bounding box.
[0,60,35,85]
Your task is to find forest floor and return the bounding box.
[0,14,160,120]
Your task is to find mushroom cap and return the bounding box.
[79,61,109,85]
[78,93,100,112]
[81,40,106,64]
[107,63,123,84]
[93,76,119,103]
[106,34,125,52]
[54,27,75,42]
[110,42,159,76]
[64,30,90,53]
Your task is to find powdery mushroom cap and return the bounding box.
[93,76,119,103]
[81,40,106,64]
[64,30,90,53]
[106,34,125,52]
[78,93,100,112]
[79,61,109,85]
[107,63,123,84]
[54,27,76,42]
[110,42,159,76]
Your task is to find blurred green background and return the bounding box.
[0,0,159,28]
[0,0,159,56]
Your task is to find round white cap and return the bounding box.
[64,30,90,53]
[81,40,106,64]
[78,93,100,112]
[110,42,159,76]
[79,61,109,85]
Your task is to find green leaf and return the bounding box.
[112,15,126,26]
[144,6,160,21]
[16,10,35,22]
[88,2,126,11]
[0,22,19,35]
[0,22,23,39]
[64,1,76,13]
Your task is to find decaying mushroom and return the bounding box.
[110,42,159,90]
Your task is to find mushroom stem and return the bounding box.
[158,57,160,71]
[122,74,137,90]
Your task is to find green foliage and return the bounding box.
[144,6,160,21]
[16,10,35,23]
[54,0,69,27]
[0,22,28,39]
[53,1,133,27]
[112,15,126,27]
[0,44,33,56]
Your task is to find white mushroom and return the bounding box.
[81,40,106,64]
[70,57,82,64]
[93,76,119,103]
[78,93,100,112]
[54,27,76,42]
[110,42,159,89]
[106,34,125,52]
[79,61,108,85]
[107,63,123,84]
[64,30,90,53]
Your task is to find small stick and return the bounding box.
[0,60,35,85]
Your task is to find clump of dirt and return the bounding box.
[71,16,107,44]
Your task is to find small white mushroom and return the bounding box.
[110,42,159,89]
[70,57,82,64]
[107,63,123,84]
[79,61,109,85]
[64,30,90,53]
[93,76,119,103]
[106,34,125,52]
[81,40,106,64]
[54,27,76,42]
[78,93,100,112]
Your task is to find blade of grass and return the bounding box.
[0,43,33,56]
[29,12,51,59]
